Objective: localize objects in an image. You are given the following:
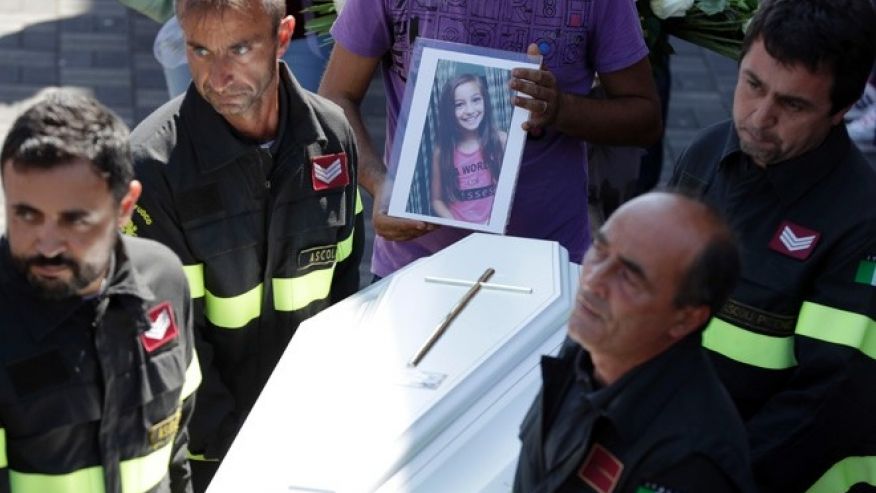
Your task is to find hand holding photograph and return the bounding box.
[387,39,541,234]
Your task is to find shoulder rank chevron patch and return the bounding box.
[141,301,179,353]
[768,220,820,260]
[311,152,350,191]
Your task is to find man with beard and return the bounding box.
[514,192,753,493]
[128,0,364,489]
[670,0,876,490]
[0,89,199,492]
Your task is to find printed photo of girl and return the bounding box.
[430,73,508,224]
[403,60,515,227]
[389,43,537,234]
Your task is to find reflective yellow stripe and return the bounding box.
[355,187,363,214]
[337,227,355,263]
[273,266,336,312]
[204,284,262,329]
[8,440,173,493]
[119,440,174,493]
[182,264,205,299]
[186,452,219,462]
[0,428,6,468]
[10,466,103,492]
[180,350,202,400]
[702,317,797,370]
[796,302,876,359]
[806,456,876,492]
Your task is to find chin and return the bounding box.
[567,319,598,348]
[28,277,77,300]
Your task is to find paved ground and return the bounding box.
[1,0,872,278]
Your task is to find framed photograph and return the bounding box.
[386,38,541,234]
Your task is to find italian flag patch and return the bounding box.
[855,259,876,286]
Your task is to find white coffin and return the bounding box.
[209,233,579,492]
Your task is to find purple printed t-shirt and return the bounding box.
[332,0,648,277]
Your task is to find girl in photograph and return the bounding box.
[430,73,507,224]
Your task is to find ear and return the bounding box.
[667,305,711,340]
[277,15,295,59]
[117,180,142,229]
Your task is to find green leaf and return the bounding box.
[302,3,336,14]
[305,15,337,31]
[695,0,727,15]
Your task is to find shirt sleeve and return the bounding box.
[169,291,197,493]
[330,127,364,302]
[331,208,364,302]
[130,154,240,461]
[330,0,393,58]
[589,0,649,74]
[745,224,876,492]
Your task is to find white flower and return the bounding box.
[650,0,695,19]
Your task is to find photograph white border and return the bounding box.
[386,40,540,234]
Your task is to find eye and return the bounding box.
[619,265,645,292]
[746,77,761,90]
[14,209,38,224]
[785,100,804,112]
[232,45,251,56]
[191,47,209,57]
[59,213,93,229]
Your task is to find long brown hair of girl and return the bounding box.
[435,73,504,203]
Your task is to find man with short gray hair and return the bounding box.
[129,0,364,489]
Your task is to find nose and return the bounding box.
[35,223,66,259]
[208,57,234,92]
[580,258,611,298]
[748,100,778,130]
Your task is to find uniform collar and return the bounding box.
[596,334,702,444]
[0,235,155,342]
[539,343,636,439]
[105,236,156,301]
[719,123,850,205]
[180,61,328,173]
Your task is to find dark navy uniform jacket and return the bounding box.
[0,236,200,493]
[129,63,364,460]
[514,336,755,493]
[671,121,876,492]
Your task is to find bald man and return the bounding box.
[515,192,755,493]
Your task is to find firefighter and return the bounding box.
[0,89,200,492]
[670,0,876,490]
[128,0,364,488]
[515,192,754,493]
